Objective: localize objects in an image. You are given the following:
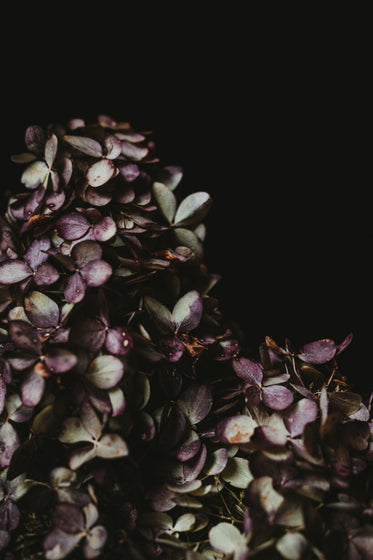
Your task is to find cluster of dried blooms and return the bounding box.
[0,116,372,559]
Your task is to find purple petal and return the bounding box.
[183,442,207,482]
[23,185,46,220]
[9,320,41,354]
[0,259,33,284]
[103,134,122,159]
[85,185,113,207]
[34,262,59,286]
[216,415,257,444]
[44,527,82,559]
[52,502,85,534]
[233,357,263,385]
[176,429,201,461]
[86,159,115,187]
[24,290,60,328]
[336,332,353,355]
[80,259,112,287]
[0,422,20,467]
[177,384,213,425]
[159,405,187,449]
[172,290,203,333]
[20,369,46,407]
[146,485,176,512]
[119,163,140,182]
[0,377,6,416]
[105,326,133,355]
[25,125,46,154]
[298,339,337,364]
[253,425,288,448]
[44,189,66,213]
[1,501,20,532]
[26,236,51,270]
[245,385,263,406]
[70,317,106,352]
[158,334,185,362]
[71,240,102,267]
[283,398,318,437]
[44,347,78,374]
[135,410,156,442]
[92,216,117,242]
[65,272,86,303]
[262,385,294,410]
[56,212,90,240]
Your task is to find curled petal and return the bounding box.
[86,159,115,187]
[216,415,257,444]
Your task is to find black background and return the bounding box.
[2,10,371,393]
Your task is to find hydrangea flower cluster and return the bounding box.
[0,116,372,559]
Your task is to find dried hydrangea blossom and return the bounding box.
[0,115,372,559]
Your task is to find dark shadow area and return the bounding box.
[2,32,371,393]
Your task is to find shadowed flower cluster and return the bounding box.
[0,115,372,560]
